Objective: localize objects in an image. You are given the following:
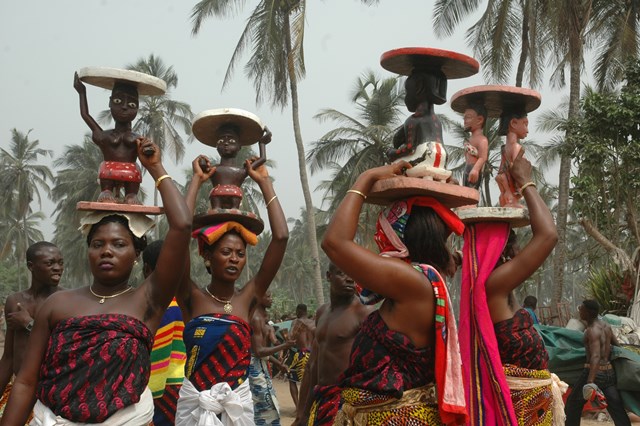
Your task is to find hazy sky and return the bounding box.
[1,1,560,239]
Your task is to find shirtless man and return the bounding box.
[0,242,64,415]
[565,300,631,425]
[462,104,488,190]
[74,72,144,204]
[285,303,315,409]
[294,263,373,426]
[249,291,294,425]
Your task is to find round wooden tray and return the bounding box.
[77,201,164,215]
[367,177,479,208]
[77,67,166,96]
[380,47,479,79]
[453,206,530,228]
[193,208,264,235]
[450,85,541,117]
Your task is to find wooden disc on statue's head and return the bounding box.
[193,208,264,235]
[453,206,530,228]
[192,108,264,147]
[76,201,164,215]
[450,85,541,118]
[380,47,479,79]
[77,67,167,96]
[366,177,479,208]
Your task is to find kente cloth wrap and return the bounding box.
[494,309,549,370]
[210,184,244,198]
[340,265,466,425]
[192,222,257,255]
[31,387,154,426]
[460,222,518,425]
[36,314,153,423]
[307,384,341,426]
[0,382,33,425]
[150,298,186,426]
[284,348,311,383]
[175,378,253,426]
[333,385,441,425]
[98,161,142,183]
[183,314,251,392]
[503,365,567,426]
[248,356,280,425]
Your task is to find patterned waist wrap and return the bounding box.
[98,161,142,183]
[308,384,341,426]
[503,364,567,426]
[334,385,441,425]
[339,310,435,398]
[36,314,153,423]
[210,184,244,198]
[494,309,549,370]
[183,313,251,391]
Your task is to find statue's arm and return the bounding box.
[73,72,102,135]
[387,126,416,161]
[251,126,272,170]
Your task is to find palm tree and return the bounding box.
[0,129,53,273]
[189,0,333,301]
[308,71,404,211]
[433,0,550,88]
[0,209,45,289]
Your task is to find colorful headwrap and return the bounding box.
[191,222,258,255]
[374,196,465,259]
[360,197,464,306]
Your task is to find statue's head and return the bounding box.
[215,124,242,158]
[404,69,447,111]
[498,109,528,137]
[109,82,139,122]
[463,103,487,132]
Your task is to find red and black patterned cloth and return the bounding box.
[494,308,549,370]
[37,314,153,423]
[338,310,435,398]
[183,313,252,392]
[308,384,341,426]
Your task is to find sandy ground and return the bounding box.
[271,377,624,425]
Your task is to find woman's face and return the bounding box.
[88,222,138,285]
[205,233,247,282]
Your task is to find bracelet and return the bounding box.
[519,181,537,193]
[266,195,278,208]
[346,189,367,200]
[155,174,172,188]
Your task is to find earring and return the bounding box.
[205,260,211,268]
[134,259,139,266]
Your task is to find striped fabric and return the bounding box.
[150,298,186,426]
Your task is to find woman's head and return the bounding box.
[86,215,147,282]
[403,206,452,273]
[202,230,247,280]
[495,229,518,268]
[86,215,147,253]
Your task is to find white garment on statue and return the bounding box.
[30,387,154,426]
[175,378,253,426]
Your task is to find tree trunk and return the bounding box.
[552,4,588,313]
[514,0,530,88]
[284,16,325,304]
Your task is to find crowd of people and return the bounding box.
[0,137,633,425]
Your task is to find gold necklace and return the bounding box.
[89,285,133,304]
[204,286,233,314]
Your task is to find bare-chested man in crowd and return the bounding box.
[293,263,374,426]
[0,242,64,417]
[249,291,294,425]
[285,303,316,409]
[565,300,631,425]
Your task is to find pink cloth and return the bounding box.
[459,222,517,425]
